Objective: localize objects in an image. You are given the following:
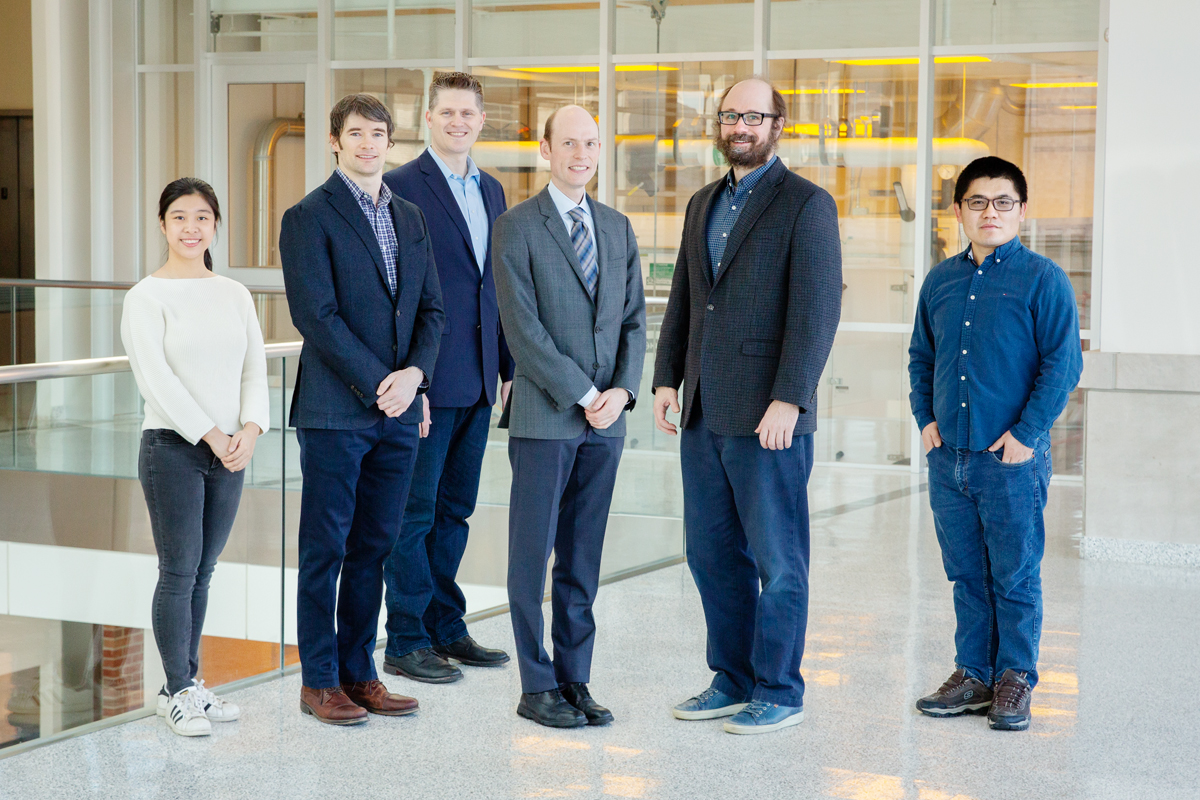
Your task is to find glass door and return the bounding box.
[210,63,321,287]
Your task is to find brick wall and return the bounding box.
[99,626,143,717]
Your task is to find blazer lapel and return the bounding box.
[420,151,477,267]
[324,175,392,297]
[712,160,785,287]
[693,182,720,288]
[537,188,593,303]
[588,196,614,318]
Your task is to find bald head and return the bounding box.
[719,78,785,121]
[543,104,598,146]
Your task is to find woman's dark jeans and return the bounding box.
[138,429,245,695]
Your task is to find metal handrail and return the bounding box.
[0,278,288,294]
[0,341,303,386]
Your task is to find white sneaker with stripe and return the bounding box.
[162,687,211,737]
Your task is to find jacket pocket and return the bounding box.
[741,339,782,358]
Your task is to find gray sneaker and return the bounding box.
[916,668,994,717]
[988,669,1032,731]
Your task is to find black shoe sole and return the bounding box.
[381,663,463,684]
[916,703,992,718]
[300,702,368,725]
[517,705,588,728]
[585,712,614,726]
[988,716,1030,731]
[433,651,511,668]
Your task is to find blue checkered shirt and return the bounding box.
[336,168,399,296]
[706,155,776,280]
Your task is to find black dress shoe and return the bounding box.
[560,683,614,726]
[517,689,587,728]
[433,635,511,667]
[382,648,463,684]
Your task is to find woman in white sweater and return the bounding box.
[120,178,271,737]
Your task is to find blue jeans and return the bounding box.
[926,438,1051,688]
[383,401,492,657]
[681,407,815,708]
[138,429,245,695]
[295,418,420,689]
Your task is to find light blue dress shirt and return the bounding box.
[426,147,488,273]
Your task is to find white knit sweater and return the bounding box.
[121,275,271,444]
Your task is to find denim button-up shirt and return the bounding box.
[908,237,1083,450]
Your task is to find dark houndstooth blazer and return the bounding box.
[652,157,842,437]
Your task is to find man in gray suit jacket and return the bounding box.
[493,105,646,729]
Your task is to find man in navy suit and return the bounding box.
[380,73,514,683]
[281,94,444,725]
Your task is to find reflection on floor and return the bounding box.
[2,474,1198,798]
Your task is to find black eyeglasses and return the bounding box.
[963,196,1019,212]
[716,111,780,127]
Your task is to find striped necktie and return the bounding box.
[567,206,598,300]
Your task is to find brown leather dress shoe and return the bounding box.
[343,679,419,716]
[300,686,368,725]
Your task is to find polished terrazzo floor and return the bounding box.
[2,476,1198,800]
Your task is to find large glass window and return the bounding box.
[208,1,319,53]
[936,0,1100,47]
[771,0,921,50]
[616,0,754,55]
[472,2,600,59]
[332,0,455,61]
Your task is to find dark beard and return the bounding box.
[713,125,780,168]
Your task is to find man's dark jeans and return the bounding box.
[681,407,815,709]
[383,401,492,658]
[927,438,1051,688]
[138,429,245,696]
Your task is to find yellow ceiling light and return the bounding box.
[783,123,821,135]
[505,65,680,74]
[1059,105,1098,110]
[829,56,991,66]
[1010,81,1098,88]
[781,88,865,94]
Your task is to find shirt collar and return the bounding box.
[724,155,776,195]
[966,236,1023,266]
[547,179,591,219]
[336,168,391,208]
[427,147,480,183]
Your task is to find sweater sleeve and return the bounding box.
[238,288,272,435]
[120,290,216,445]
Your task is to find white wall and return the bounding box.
[1099,0,1200,355]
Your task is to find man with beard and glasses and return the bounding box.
[652,78,842,735]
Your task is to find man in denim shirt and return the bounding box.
[909,157,1082,732]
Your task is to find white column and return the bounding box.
[597,0,615,206]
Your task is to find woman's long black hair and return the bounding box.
[157,178,222,271]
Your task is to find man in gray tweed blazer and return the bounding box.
[653,78,842,735]
[493,105,646,729]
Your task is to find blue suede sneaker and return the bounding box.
[671,687,749,720]
[722,699,804,734]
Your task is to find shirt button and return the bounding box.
[707,304,715,311]
[977,270,983,275]
[962,402,966,407]
[731,206,737,210]
[970,295,975,300]
[965,321,970,326]
[962,349,967,354]
[722,233,727,238]
[593,362,600,369]
[396,310,401,317]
